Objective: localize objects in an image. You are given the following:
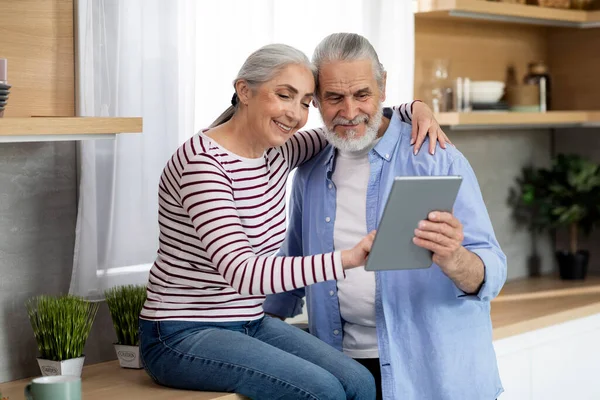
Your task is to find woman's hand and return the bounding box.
[341,231,377,269]
[410,101,452,155]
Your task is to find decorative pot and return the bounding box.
[556,250,589,280]
[114,344,143,369]
[37,356,85,377]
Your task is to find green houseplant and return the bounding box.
[104,284,147,369]
[510,154,600,280]
[26,295,99,376]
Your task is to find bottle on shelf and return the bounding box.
[523,61,551,111]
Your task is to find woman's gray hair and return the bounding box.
[312,33,386,92]
[210,44,316,128]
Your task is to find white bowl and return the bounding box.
[470,88,504,104]
[470,80,505,88]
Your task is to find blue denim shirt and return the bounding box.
[263,110,507,400]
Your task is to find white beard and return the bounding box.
[321,104,383,152]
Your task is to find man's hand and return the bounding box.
[413,211,484,294]
[410,101,452,156]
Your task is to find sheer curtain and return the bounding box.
[70,0,414,298]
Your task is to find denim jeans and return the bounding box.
[139,316,376,400]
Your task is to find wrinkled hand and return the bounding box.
[410,101,452,155]
[341,230,377,269]
[413,211,465,273]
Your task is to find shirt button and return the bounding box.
[385,153,390,159]
[325,217,331,223]
[328,183,333,189]
[329,290,334,296]
[333,330,340,335]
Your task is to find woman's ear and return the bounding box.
[235,80,251,105]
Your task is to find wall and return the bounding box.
[0,0,117,382]
[450,128,555,280]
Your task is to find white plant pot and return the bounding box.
[37,356,85,377]
[114,344,143,369]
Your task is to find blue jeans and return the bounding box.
[139,316,376,400]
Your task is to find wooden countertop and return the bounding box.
[0,361,247,400]
[491,275,600,340]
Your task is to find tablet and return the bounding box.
[364,176,463,271]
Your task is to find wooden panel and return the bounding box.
[0,361,247,400]
[415,0,589,24]
[415,17,548,104]
[0,0,75,117]
[547,27,600,110]
[0,117,143,135]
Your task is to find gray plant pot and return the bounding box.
[114,344,143,369]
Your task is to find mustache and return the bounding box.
[331,114,369,126]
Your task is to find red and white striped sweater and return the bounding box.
[141,104,413,322]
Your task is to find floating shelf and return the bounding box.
[415,0,600,28]
[0,117,143,143]
[437,111,600,130]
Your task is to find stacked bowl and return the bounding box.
[469,81,505,105]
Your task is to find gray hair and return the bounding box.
[312,33,386,92]
[210,44,316,128]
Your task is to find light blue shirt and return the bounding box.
[263,109,507,400]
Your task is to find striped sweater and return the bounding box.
[140,104,413,322]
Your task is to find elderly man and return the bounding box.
[264,33,507,400]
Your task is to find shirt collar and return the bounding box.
[372,107,403,162]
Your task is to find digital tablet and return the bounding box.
[364,176,463,272]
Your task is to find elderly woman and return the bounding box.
[139,43,449,400]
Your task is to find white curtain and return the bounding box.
[70,0,414,298]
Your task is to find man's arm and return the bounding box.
[262,172,307,318]
[413,156,507,301]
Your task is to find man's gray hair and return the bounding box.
[312,33,386,92]
[211,44,316,127]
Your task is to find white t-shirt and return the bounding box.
[332,142,379,359]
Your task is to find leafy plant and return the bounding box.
[509,154,600,253]
[104,285,147,346]
[26,295,99,361]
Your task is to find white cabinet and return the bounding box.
[494,313,600,399]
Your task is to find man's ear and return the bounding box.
[380,71,387,103]
[235,80,251,105]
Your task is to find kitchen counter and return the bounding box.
[491,275,600,340]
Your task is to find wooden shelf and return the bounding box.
[0,117,143,143]
[415,0,600,28]
[436,111,600,129]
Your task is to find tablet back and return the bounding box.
[365,176,462,272]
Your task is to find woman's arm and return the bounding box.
[281,101,451,169]
[179,154,346,296]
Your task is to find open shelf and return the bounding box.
[436,111,600,129]
[415,0,600,28]
[0,117,143,143]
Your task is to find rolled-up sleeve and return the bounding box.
[447,156,507,302]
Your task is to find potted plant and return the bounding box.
[104,284,147,369]
[26,295,99,376]
[510,154,600,280]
